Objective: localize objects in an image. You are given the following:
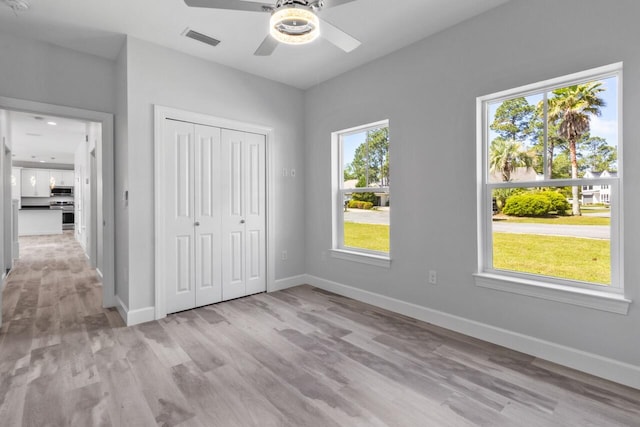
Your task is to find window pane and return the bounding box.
[487,94,542,183]
[343,192,390,253]
[547,77,618,180]
[342,128,389,188]
[491,186,611,285]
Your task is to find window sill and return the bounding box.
[474,273,631,315]
[330,249,391,268]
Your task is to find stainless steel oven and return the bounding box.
[50,201,75,230]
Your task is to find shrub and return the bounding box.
[538,190,570,214]
[503,193,552,217]
[347,200,373,209]
[351,192,377,205]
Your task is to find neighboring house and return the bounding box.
[489,167,543,183]
[343,179,390,206]
[581,170,617,204]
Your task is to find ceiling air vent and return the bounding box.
[183,28,221,48]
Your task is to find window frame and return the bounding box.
[331,119,391,267]
[475,63,630,314]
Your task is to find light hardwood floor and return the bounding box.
[1,232,639,426]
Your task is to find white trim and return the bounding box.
[476,62,623,104]
[154,105,274,320]
[116,295,155,326]
[96,268,104,280]
[474,273,630,315]
[304,274,640,390]
[329,249,391,268]
[0,96,116,309]
[270,274,307,292]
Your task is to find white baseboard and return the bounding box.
[270,274,308,292]
[304,274,640,390]
[115,295,155,326]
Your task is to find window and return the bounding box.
[476,64,629,313]
[331,120,390,266]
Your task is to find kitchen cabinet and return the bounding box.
[11,167,21,203]
[62,171,75,187]
[21,168,50,197]
[49,170,75,187]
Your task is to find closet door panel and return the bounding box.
[164,120,196,314]
[194,125,222,306]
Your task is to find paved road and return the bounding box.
[492,222,609,239]
[344,207,390,225]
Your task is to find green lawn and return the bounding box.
[493,232,610,284]
[343,222,610,285]
[344,222,389,252]
[495,215,610,226]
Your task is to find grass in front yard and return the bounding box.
[344,222,389,252]
[493,232,610,284]
[495,215,610,226]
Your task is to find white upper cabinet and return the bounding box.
[49,169,75,187]
[11,168,21,202]
[61,171,74,187]
[21,168,51,197]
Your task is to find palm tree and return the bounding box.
[489,138,534,182]
[547,82,605,215]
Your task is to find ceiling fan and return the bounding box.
[183,0,361,56]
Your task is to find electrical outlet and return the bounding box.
[290,168,296,177]
[282,168,289,177]
[428,270,437,285]
[281,250,288,261]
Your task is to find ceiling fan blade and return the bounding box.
[254,35,279,56]
[319,18,361,53]
[184,0,273,13]
[321,0,356,8]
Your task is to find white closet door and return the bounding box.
[221,130,266,300]
[244,133,266,296]
[164,119,197,314]
[194,124,222,306]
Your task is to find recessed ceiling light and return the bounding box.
[34,116,44,121]
[47,121,57,126]
[39,160,46,163]
[50,157,56,160]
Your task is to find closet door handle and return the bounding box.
[194,221,201,226]
[240,219,245,224]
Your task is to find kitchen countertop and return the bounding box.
[20,206,52,210]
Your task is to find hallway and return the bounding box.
[0,231,122,425]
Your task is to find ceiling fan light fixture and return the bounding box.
[269,6,319,45]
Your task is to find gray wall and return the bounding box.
[0,31,116,113]
[123,37,306,311]
[304,0,640,367]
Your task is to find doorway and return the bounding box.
[0,96,115,312]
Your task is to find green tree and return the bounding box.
[490,97,535,142]
[547,82,606,215]
[580,135,617,173]
[347,127,389,188]
[489,138,534,182]
[532,103,566,177]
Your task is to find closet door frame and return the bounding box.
[154,105,275,320]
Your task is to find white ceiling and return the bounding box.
[9,110,87,165]
[0,0,510,89]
